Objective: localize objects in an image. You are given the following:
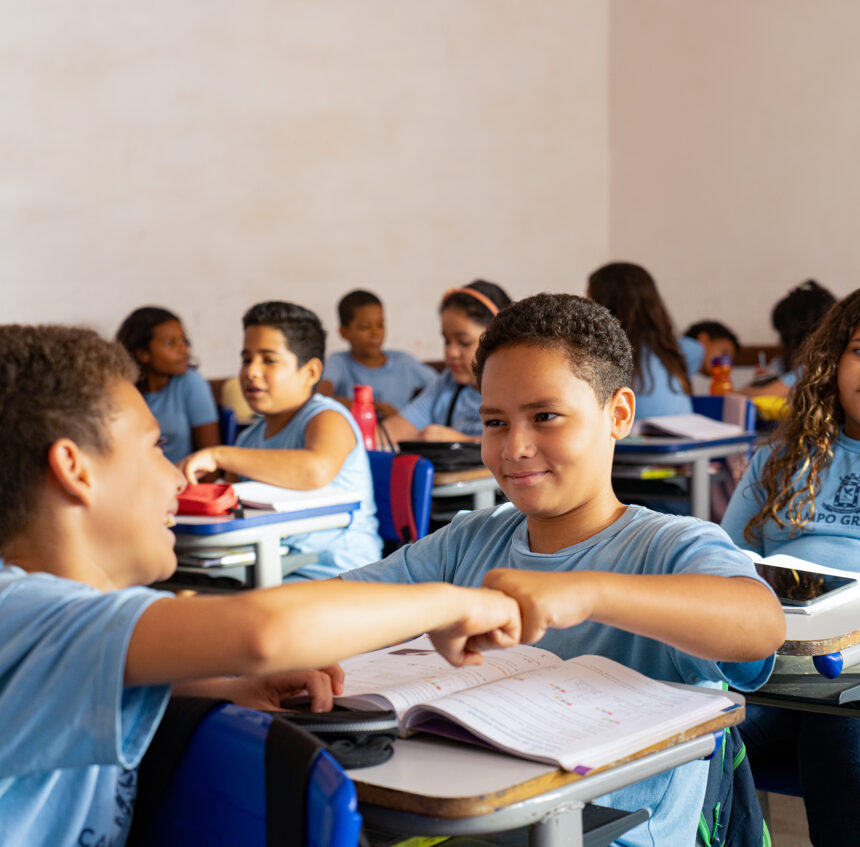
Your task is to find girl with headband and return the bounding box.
[382,280,512,444]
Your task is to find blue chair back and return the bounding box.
[692,395,757,431]
[367,450,434,546]
[140,704,361,847]
[219,406,239,445]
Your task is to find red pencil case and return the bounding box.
[177,483,239,516]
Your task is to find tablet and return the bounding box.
[754,563,858,607]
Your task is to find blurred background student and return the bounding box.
[116,306,219,465]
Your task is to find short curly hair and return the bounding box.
[0,325,138,549]
[474,293,633,404]
[243,301,326,366]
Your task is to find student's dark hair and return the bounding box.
[0,325,138,550]
[771,280,837,369]
[587,262,691,395]
[338,289,382,327]
[745,289,860,545]
[116,306,181,357]
[242,301,326,366]
[440,280,512,328]
[474,293,633,404]
[683,320,741,351]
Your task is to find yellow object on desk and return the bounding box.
[751,395,789,421]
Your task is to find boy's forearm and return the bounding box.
[125,581,508,686]
[211,445,338,489]
[582,572,785,661]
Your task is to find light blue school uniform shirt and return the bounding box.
[399,370,482,437]
[344,503,774,847]
[722,431,860,569]
[0,565,170,847]
[143,368,218,465]
[322,350,437,410]
[633,337,701,419]
[236,393,382,578]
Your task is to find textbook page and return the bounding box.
[402,655,735,772]
[337,635,561,721]
[232,481,360,512]
[632,414,743,439]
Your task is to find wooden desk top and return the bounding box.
[350,701,743,819]
[433,467,495,486]
[782,600,860,655]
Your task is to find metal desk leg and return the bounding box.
[689,457,711,520]
[530,800,584,847]
[253,537,283,588]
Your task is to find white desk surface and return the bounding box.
[783,596,860,655]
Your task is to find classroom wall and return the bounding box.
[609,0,860,345]
[1,1,610,376]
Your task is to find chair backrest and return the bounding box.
[137,703,362,847]
[219,405,239,445]
[367,450,434,548]
[692,395,757,431]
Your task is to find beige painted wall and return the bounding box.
[1,1,610,376]
[609,0,860,346]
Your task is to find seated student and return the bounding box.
[722,289,860,846]
[318,289,438,419]
[382,280,512,444]
[116,307,219,465]
[179,301,383,579]
[588,263,699,419]
[0,324,521,847]
[343,293,784,847]
[740,279,836,398]
[683,320,741,376]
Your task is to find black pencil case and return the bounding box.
[268,705,399,769]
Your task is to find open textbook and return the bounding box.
[231,481,359,512]
[631,413,744,440]
[743,551,860,616]
[336,636,740,774]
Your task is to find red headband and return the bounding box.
[442,287,500,316]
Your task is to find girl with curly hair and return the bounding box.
[721,288,860,846]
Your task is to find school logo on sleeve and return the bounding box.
[824,474,860,514]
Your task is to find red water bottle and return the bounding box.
[709,355,734,395]
[351,385,377,450]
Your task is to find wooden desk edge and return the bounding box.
[433,467,494,485]
[781,628,860,656]
[354,706,744,819]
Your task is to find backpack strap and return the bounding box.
[445,383,465,428]
[390,454,420,544]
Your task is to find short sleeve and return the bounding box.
[343,524,453,584]
[0,572,171,777]
[322,353,350,395]
[720,447,770,556]
[400,372,446,430]
[184,369,218,428]
[679,336,705,379]
[780,369,798,388]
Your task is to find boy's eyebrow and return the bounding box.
[241,347,282,355]
[479,398,562,414]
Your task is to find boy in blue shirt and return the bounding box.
[319,289,437,418]
[343,293,785,847]
[0,324,521,847]
[179,301,384,578]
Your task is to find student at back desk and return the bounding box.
[318,288,438,418]
[343,293,784,847]
[0,324,523,847]
[179,301,382,579]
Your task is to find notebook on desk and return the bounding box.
[231,481,360,512]
[631,414,744,440]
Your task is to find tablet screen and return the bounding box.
[754,563,858,606]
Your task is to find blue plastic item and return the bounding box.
[219,405,239,445]
[367,450,434,546]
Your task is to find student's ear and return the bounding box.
[338,326,349,342]
[46,438,96,506]
[134,347,150,366]
[608,387,635,440]
[302,357,324,386]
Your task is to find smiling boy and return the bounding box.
[343,293,784,847]
[0,324,520,847]
[179,301,383,578]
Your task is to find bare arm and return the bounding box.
[419,424,480,443]
[125,580,521,686]
[191,421,221,451]
[178,410,356,487]
[737,378,791,398]
[483,569,784,662]
[379,414,419,444]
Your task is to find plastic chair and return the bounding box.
[219,405,239,446]
[137,703,362,847]
[367,450,434,552]
[692,395,757,431]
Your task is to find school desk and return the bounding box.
[432,467,500,511]
[613,432,757,520]
[349,696,744,847]
[173,499,360,588]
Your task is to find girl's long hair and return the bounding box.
[588,263,691,395]
[745,288,860,545]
